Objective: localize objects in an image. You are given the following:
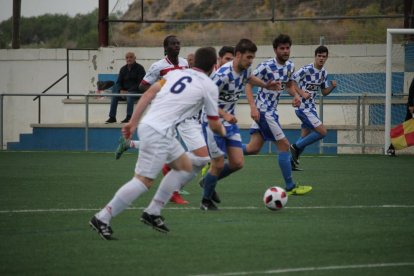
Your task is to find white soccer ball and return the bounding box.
[263,186,288,211]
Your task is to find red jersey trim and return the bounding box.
[207,115,220,120]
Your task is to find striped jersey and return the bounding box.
[206,61,252,126]
[292,63,329,111]
[253,58,295,112]
[141,56,188,86]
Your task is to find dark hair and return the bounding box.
[315,45,329,56]
[235,39,257,54]
[218,46,235,57]
[194,47,217,72]
[163,35,177,48]
[272,34,292,49]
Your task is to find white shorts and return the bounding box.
[295,109,322,129]
[249,111,285,141]
[177,118,206,152]
[135,124,185,179]
[202,123,242,159]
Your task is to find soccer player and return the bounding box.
[89,47,226,239]
[290,45,337,168]
[115,35,197,204]
[200,38,281,210]
[216,46,235,69]
[242,34,312,195]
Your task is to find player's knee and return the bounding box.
[230,160,244,171]
[247,144,261,155]
[186,152,210,167]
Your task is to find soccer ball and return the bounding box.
[263,186,288,211]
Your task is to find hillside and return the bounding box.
[111,0,406,46]
[0,0,407,49]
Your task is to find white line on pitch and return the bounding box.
[189,262,414,276]
[0,205,413,214]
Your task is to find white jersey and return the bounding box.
[141,56,188,86]
[141,68,219,138]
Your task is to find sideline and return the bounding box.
[189,262,414,276]
[1,204,413,214]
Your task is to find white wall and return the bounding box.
[0,44,408,150]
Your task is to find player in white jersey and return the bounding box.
[290,46,337,167]
[115,35,196,204]
[199,39,281,210]
[242,34,312,195]
[89,47,226,239]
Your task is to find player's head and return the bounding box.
[315,45,328,56]
[194,47,217,74]
[163,35,181,57]
[187,53,195,67]
[273,34,292,64]
[234,39,257,71]
[314,45,329,69]
[218,46,235,66]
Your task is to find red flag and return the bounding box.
[390,118,414,150]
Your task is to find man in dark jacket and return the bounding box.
[106,52,146,123]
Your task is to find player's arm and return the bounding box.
[122,81,163,139]
[286,81,302,107]
[208,116,226,137]
[249,75,281,91]
[321,80,337,96]
[219,108,237,124]
[289,79,310,99]
[138,82,151,94]
[245,82,259,121]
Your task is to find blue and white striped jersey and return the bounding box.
[204,61,252,126]
[292,63,329,111]
[254,58,295,112]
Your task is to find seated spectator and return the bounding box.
[187,53,195,68]
[105,52,146,124]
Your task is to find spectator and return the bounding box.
[187,53,195,67]
[105,52,146,124]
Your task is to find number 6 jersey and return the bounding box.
[141,69,219,137]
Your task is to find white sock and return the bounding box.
[96,177,148,224]
[145,170,193,215]
[130,140,140,149]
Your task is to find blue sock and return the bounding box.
[202,172,218,199]
[278,152,295,190]
[242,144,250,155]
[218,162,234,180]
[295,131,324,151]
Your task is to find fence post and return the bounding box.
[319,92,324,154]
[0,94,3,150]
[361,95,366,154]
[85,95,89,151]
[356,96,361,144]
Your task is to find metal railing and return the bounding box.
[30,48,99,124]
[318,93,406,154]
[0,92,407,153]
[1,93,140,151]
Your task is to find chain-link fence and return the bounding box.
[107,0,408,47]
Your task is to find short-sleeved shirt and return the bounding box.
[253,58,295,113]
[141,57,188,86]
[292,63,329,111]
[203,61,252,126]
[140,68,219,138]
